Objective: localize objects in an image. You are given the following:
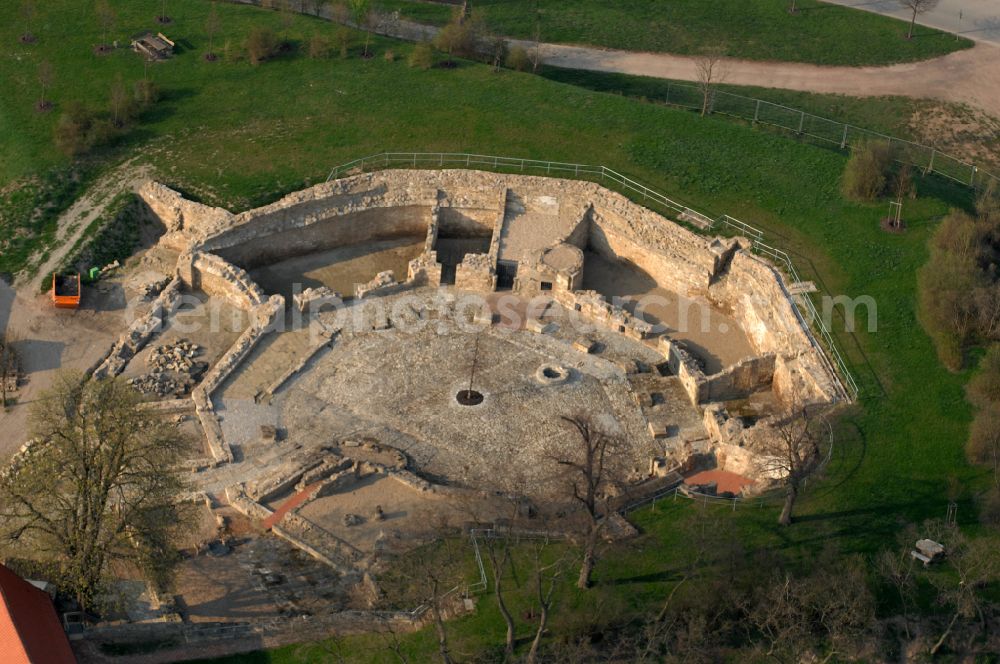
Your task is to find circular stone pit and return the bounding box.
[535,364,571,386]
[455,389,485,406]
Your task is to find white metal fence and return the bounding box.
[656,83,999,191]
[325,152,860,400]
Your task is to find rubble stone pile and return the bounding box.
[127,340,207,397]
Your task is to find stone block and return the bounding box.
[525,317,555,334]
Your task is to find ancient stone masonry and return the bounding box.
[1,168,862,658]
[139,181,235,252]
[189,251,267,310]
[191,294,284,464]
[91,277,183,380]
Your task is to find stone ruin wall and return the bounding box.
[139,181,234,253]
[586,203,717,299]
[182,251,267,311]
[138,170,841,389]
[136,169,844,411]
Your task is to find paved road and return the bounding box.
[823,0,1000,44]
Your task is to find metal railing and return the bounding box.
[324,151,860,401]
[656,83,999,191]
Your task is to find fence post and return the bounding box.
[754,99,761,123]
[971,165,978,187]
[797,111,805,135]
[926,149,935,175]
[665,83,670,105]
[840,125,849,149]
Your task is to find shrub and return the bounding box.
[841,140,896,202]
[968,404,1000,469]
[133,79,161,107]
[979,180,1000,221]
[246,27,279,65]
[336,26,350,58]
[408,42,434,70]
[918,209,1000,370]
[433,10,476,62]
[53,104,97,156]
[968,346,1000,408]
[506,45,530,72]
[977,487,1000,527]
[308,35,332,59]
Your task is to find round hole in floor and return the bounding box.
[456,389,484,406]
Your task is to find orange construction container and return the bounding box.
[51,273,81,309]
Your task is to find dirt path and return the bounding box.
[1,161,153,459]
[534,40,1000,117]
[382,12,1000,117]
[227,0,1000,116]
[17,159,151,289]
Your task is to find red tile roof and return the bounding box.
[0,564,76,664]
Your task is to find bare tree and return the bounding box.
[374,617,411,663]
[20,0,37,43]
[928,527,999,655]
[37,60,54,104]
[0,372,190,611]
[752,404,826,526]
[310,0,330,18]
[897,0,941,39]
[347,0,374,58]
[109,75,131,127]
[525,542,568,664]
[529,0,542,74]
[0,333,19,410]
[205,2,221,61]
[486,31,507,73]
[694,51,724,117]
[376,519,469,664]
[876,536,917,639]
[434,8,481,65]
[157,0,171,24]
[968,405,1000,488]
[95,0,116,49]
[548,414,625,589]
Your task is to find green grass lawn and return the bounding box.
[0,0,993,660]
[379,0,973,66]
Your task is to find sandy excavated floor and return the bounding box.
[582,252,753,374]
[296,474,497,554]
[212,290,704,497]
[250,239,425,301]
[173,532,353,623]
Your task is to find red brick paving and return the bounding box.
[684,469,755,495]
[260,482,320,531]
